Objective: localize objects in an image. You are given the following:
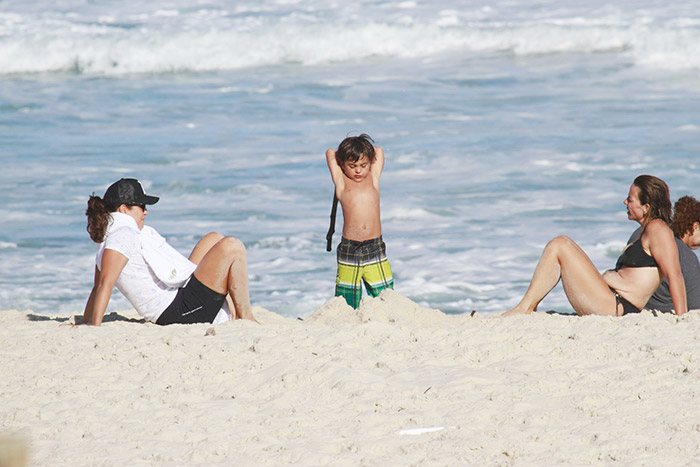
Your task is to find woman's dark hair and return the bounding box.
[86,195,117,243]
[634,174,672,225]
[335,133,376,165]
[672,195,700,238]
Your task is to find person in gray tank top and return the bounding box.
[626,196,700,312]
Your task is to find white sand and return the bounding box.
[3,289,700,466]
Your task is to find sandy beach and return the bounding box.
[3,290,700,466]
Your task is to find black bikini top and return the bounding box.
[617,238,658,269]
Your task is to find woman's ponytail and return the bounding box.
[86,195,112,243]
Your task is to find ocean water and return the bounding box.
[1,0,699,317]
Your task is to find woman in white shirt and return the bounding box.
[83,178,257,326]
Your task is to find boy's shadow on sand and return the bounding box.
[27,312,146,324]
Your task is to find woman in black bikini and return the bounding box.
[504,175,687,316]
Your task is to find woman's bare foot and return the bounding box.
[501,307,533,317]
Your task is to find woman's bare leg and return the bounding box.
[504,236,618,316]
[188,232,238,318]
[193,236,257,322]
[189,232,224,264]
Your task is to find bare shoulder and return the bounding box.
[645,219,672,237]
[644,219,675,250]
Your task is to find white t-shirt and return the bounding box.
[96,215,179,323]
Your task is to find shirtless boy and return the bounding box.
[326,134,394,308]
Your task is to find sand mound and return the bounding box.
[307,289,447,325]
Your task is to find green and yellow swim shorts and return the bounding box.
[335,236,394,308]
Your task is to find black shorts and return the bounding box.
[156,275,226,325]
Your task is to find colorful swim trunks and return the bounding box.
[336,236,394,308]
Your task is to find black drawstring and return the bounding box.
[326,193,338,252]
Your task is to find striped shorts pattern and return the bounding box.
[336,236,394,309]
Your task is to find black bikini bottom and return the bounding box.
[609,287,641,315]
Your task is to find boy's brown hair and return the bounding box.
[672,195,700,238]
[336,134,376,165]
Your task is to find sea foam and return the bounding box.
[1,5,700,75]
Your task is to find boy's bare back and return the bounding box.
[326,143,385,242]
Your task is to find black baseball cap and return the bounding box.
[103,178,159,206]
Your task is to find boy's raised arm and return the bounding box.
[371,146,385,185]
[326,148,345,195]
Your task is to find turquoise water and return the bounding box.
[1,1,699,316]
